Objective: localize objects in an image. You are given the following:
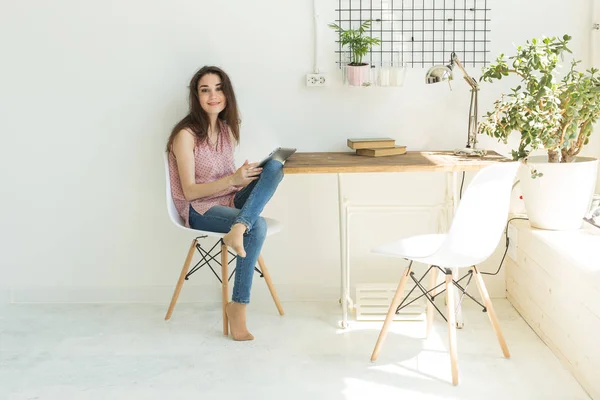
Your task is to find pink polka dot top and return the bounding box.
[168,122,240,227]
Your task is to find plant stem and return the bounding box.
[507,69,526,79]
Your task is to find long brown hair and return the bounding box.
[166,66,240,152]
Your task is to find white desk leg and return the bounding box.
[450,171,465,329]
[337,173,350,328]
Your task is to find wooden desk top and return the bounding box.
[283,150,510,174]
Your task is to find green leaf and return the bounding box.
[479,34,599,158]
[328,19,381,64]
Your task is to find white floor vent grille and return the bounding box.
[355,283,426,321]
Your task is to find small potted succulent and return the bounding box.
[479,35,600,230]
[328,20,381,86]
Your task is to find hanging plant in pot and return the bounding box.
[479,35,600,230]
[328,20,381,87]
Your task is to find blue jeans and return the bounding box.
[188,160,284,304]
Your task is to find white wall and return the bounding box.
[0,0,597,304]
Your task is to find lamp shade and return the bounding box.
[425,65,453,84]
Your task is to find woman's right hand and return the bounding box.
[231,160,262,187]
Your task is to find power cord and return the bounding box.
[458,171,527,275]
[480,216,529,276]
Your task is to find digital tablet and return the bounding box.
[258,147,297,167]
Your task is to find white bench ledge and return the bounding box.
[507,218,600,399]
[510,219,600,311]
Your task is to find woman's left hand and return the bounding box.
[233,160,262,187]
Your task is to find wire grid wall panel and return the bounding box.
[334,0,491,68]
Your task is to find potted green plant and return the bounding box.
[328,20,381,86]
[479,35,600,230]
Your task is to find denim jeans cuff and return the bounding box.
[233,216,252,233]
[231,297,250,305]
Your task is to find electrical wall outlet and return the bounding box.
[306,73,327,87]
[507,224,518,261]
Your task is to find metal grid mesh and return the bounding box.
[334,0,491,68]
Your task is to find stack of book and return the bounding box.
[347,138,407,157]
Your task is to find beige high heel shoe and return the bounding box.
[225,302,254,341]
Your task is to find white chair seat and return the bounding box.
[373,162,521,269]
[164,152,283,238]
[174,216,283,238]
[373,233,446,259]
[372,233,493,269]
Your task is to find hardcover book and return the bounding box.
[347,138,395,150]
[356,146,407,157]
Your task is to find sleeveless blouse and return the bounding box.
[168,122,239,227]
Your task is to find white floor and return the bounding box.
[0,299,591,400]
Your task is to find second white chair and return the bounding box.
[370,161,520,385]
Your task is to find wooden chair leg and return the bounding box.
[426,265,438,338]
[257,254,284,315]
[445,273,459,386]
[371,266,411,361]
[165,239,197,321]
[221,242,229,336]
[473,266,510,358]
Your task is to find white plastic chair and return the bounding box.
[163,152,284,335]
[370,161,520,386]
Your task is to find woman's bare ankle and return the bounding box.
[231,223,247,233]
[223,223,247,257]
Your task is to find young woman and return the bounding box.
[166,66,284,341]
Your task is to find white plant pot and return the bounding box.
[346,64,370,86]
[518,156,599,230]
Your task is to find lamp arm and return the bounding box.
[468,85,479,149]
[451,53,479,90]
[451,52,480,149]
